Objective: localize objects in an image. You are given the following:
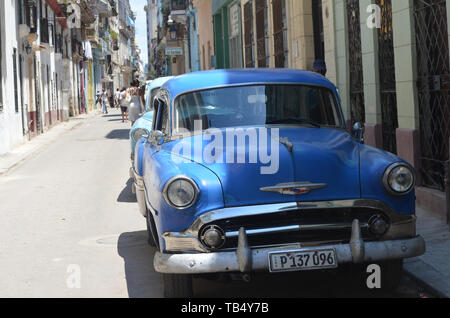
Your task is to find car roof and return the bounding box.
[161,69,338,98]
[147,76,174,92]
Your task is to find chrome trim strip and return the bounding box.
[187,199,411,235]
[161,199,416,253]
[225,222,369,238]
[260,182,327,195]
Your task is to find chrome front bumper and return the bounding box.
[153,220,425,274]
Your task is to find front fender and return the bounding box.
[142,148,225,251]
[359,144,415,215]
[130,113,154,155]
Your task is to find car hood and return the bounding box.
[164,128,361,207]
[141,111,154,121]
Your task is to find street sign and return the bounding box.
[165,47,183,56]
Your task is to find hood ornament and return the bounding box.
[260,182,327,195]
[279,137,293,152]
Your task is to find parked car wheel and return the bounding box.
[163,274,193,298]
[145,210,157,248]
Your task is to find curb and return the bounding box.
[0,117,86,176]
[404,259,449,298]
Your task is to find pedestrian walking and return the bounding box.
[95,91,102,111]
[114,88,121,108]
[127,80,144,126]
[120,87,129,123]
[102,89,108,114]
[109,90,114,109]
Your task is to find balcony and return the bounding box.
[171,0,187,11]
[119,18,135,39]
[85,20,100,45]
[95,0,113,18]
[72,39,84,60]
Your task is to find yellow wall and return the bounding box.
[193,0,215,70]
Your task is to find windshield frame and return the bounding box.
[170,82,347,139]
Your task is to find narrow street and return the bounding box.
[0,111,435,298]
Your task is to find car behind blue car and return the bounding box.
[132,69,425,297]
[129,76,174,162]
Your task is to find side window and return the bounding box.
[160,101,169,137]
[153,97,169,138]
[152,98,162,131]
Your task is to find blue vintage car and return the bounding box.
[132,69,425,297]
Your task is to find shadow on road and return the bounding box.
[117,231,163,298]
[194,266,422,298]
[108,119,126,122]
[105,129,129,140]
[117,178,137,203]
[102,114,122,118]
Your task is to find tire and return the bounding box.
[163,274,193,298]
[145,210,157,247]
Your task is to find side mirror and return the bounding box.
[150,130,164,146]
[352,122,365,144]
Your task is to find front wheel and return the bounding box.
[163,274,193,298]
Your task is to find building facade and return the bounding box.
[0,0,138,156]
[320,0,450,222]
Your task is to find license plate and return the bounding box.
[268,249,338,273]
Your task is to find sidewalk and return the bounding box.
[404,206,450,298]
[0,113,93,176]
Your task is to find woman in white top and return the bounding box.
[126,80,144,126]
[119,87,128,122]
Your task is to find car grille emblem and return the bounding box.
[260,182,327,195]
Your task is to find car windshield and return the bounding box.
[174,85,343,132]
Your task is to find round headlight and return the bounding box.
[163,177,199,209]
[383,163,415,195]
[132,128,149,142]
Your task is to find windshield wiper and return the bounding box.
[266,118,321,128]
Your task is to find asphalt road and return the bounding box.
[0,109,434,298]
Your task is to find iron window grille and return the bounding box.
[272,0,287,68]
[414,0,450,191]
[377,0,398,154]
[244,1,254,68]
[346,0,365,124]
